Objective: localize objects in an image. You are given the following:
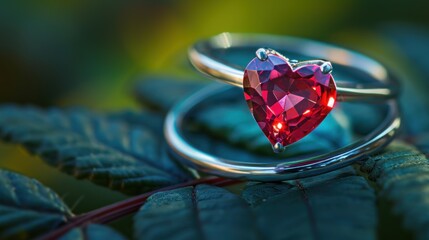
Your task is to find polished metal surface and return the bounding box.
[164,33,401,181]
[189,33,399,102]
[164,84,400,181]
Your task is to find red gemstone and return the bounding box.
[243,54,337,147]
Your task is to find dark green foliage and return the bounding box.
[132,167,378,240]
[0,106,192,195]
[59,224,127,240]
[242,167,377,240]
[134,184,260,240]
[0,169,72,240]
[361,142,429,240]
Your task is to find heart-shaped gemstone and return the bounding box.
[243,53,337,149]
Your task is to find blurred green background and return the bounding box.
[1,0,428,109]
[0,0,428,237]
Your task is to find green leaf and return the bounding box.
[107,110,165,131]
[242,167,377,240]
[59,224,127,240]
[361,141,429,240]
[134,184,260,240]
[0,169,72,240]
[0,106,192,195]
[135,77,206,112]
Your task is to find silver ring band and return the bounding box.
[189,33,399,101]
[164,84,400,181]
[164,33,401,180]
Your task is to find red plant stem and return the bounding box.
[37,177,240,240]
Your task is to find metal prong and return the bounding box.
[289,59,298,67]
[266,48,289,61]
[256,48,268,61]
[320,62,333,74]
[272,142,286,153]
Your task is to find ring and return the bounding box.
[164,33,401,181]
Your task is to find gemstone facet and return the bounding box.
[243,53,337,148]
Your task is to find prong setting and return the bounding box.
[289,59,298,67]
[320,62,333,74]
[272,142,286,153]
[255,48,268,61]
